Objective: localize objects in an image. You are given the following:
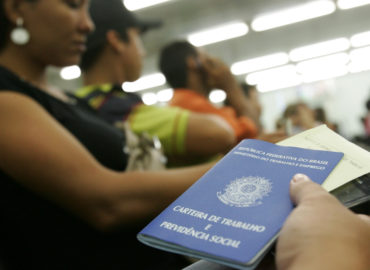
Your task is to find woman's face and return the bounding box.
[18,0,94,67]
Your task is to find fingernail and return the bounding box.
[292,174,309,183]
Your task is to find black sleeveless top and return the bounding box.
[0,66,188,269]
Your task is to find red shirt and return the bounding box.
[170,89,258,141]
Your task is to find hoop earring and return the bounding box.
[10,18,30,45]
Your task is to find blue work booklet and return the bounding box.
[137,139,344,270]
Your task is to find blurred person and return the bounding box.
[0,0,218,268]
[352,98,370,150]
[362,98,370,136]
[314,106,338,132]
[75,2,235,167]
[159,41,286,144]
[239,82,287,143]
[240,83,262,126]
[282,102,319,135]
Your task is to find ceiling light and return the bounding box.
[251,0,336,32]
[231,52,289,75]
[350,31,370,47]
[156,88,173,102]
[142,92,158,105]
[296,53,349,73]
[124,0,172,11]
[337,0,370,9]
[349,46,370,73]
[248,65,302,92]
[289,38,350,62]
[209,89,226,103]
[122,73,166,92]
[296,53,349,82]
[187,21,248,47]
[301,66,348,83]
[256,77,302,93]
[60,65,81,80]
[246,65,298,85]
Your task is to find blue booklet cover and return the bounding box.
[137,139,344,269]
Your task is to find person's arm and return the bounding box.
[202,56,260,127]
[172,90,258,141]
[0,92,215,230]
[276,174,370,270]
[185,112,236,156]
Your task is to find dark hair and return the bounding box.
[0,0,38,51]
[80,0,159,72]
[283,103,300,118]
[79,43,105,72]
[366,98,370,111]
[0,0,12,51]
[79,30,129,72]
[314,107,326,122]
[240,82,256,97]
[283,102,310,118]
[159,40,198,88]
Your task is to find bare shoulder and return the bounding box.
[0,89,100,184]
[0,90,47,115]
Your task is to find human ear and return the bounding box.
[106,30,126,53]
[186,56,201,70]
[3,0,28,24]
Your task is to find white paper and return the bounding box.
[277,125,370,191]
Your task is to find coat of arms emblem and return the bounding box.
[217,176,272,207]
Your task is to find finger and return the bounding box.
[289,173,327,206]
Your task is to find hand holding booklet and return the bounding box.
[278,125,370,211]
[137,138,344,270]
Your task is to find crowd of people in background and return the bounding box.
[275,101,339,136]
[0,0,369,269]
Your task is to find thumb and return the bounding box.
[289,173,328,206]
